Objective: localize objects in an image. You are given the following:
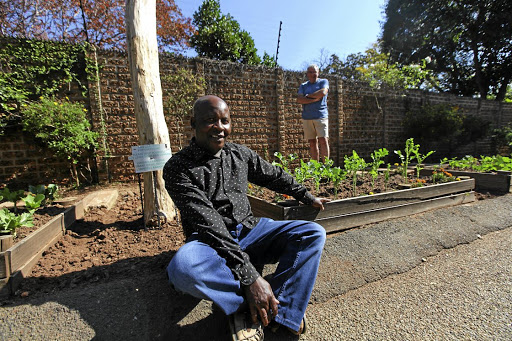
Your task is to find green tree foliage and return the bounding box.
[403,104,490,157]
[324,44,437,90]
[190,0,261,65]
[261,52,277,68]
[381,0,512,101]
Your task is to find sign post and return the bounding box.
[129,144,172,229]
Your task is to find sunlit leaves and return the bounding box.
[381,0,512,100]
[189,0,261,65]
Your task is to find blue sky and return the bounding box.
[174,0,387,71]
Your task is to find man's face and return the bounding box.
[192,99,232,154]
[307,67,319,83]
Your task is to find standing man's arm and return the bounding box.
[308,87,328,99]
[297,93,319,104]
[297,86,328,104]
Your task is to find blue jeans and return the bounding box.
[167,218,326,332]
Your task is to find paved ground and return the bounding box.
[1,194,511,340]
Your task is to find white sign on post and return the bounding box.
[128,144,172,173]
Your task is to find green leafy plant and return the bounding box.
[491,123,512,154]
[412,149,435,179]
[0,208,34,237]
[441,154,512,172]
[488,155,512,171]
[21,194,45,214]
[0,39,91,135]
[344,151,367,197]
[45,184,59,203]
[394,138,418,181]
[21,97,99,187]
[272,152,298,175]
[308,160,325,192]
[190,0,262,65]
[294,160,311,184]
[28,184,46,196]
[369,148,389,190]
[29,184,59,205]
[431,167,458,184]
[327,166,346,199]
[0,187,25,213]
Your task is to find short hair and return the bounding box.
[307,64,319,72]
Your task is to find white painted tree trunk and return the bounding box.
[125,0,175,224]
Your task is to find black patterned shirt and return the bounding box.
[163,138,315,286]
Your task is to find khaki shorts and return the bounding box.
[303,118,329,140]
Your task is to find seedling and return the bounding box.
[344,151,367,197]
[394,138,418,182]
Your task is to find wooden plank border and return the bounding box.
[420,168,512,193]
[248,178,475,223]
[320,191,475,233]
[0,200,84,297]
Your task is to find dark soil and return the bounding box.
[3,174,492,303]
[4,183,185,302]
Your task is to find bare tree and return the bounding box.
[125,0,175,224]
[301,48,332,72]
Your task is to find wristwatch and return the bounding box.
[305,94,309,98]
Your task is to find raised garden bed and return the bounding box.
[419,168,512,193]
[249,178,475,233]
[0,200,84,297]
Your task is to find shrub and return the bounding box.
[21,97,98,187]
[403,104,490,157]
[491,123,512,155]
[0,39,90,135]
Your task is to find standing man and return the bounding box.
[297,64,330,162]
[164,95,329,341]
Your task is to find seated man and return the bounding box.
[163,95,329,340]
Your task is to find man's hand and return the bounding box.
[297,94,318,104]
[312,197,330,210]
[243,276,279,327]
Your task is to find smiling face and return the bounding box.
[191,96,232,155]
[306,65,319,83]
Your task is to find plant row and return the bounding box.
[439,154,512,172]
[248,138,452,200]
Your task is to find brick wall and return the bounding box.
[2,47,512,186]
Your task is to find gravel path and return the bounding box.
[1,194,511,341]
[302,227,512,341]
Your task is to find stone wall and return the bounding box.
[1,47,511,186]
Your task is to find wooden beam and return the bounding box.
[320,192,475,233]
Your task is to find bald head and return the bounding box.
[193,95,228,119]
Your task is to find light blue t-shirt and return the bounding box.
[298,78,329,120]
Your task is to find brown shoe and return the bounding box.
[228,311,264,341]
[287,314,307,335]
[269,314,307,336]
